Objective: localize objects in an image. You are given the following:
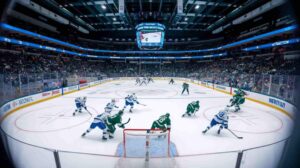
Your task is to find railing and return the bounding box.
[0,126,289,168]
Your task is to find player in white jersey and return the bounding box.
[73,97,87,116]
[81,111,110,140]
[123,93,139,112]
[202,107,229,134]
[135,77,141,85]
[105,99,119,113]
[139,77,147,86]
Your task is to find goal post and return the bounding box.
[123,128,170,160]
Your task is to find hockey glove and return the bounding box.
[119,124,125,129]
[161,127,167,132]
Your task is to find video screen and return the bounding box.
[140,32,162,43]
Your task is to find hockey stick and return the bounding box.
[123,118,131,125]
[84,107,92,115]
[138,103,147,106]
[227,128,243,139]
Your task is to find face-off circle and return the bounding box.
[203,105,283,134]
[15,105,95,132]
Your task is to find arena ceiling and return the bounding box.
[31,0,270,36]
[4,0,292,50]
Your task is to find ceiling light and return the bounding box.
[195,5,200,9]
[101,5,106,10]
[184,17,188,21]
[113,17,116,21]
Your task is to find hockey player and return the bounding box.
[140,77,147,86]
[151,113,171,132]
[147,77,154,84]
[169,78,175,84]
[123,93,140,112]
[105,110,127,139]
[182,100,200,117]
[181,82,189,95]
[81,111,110,140]
[202,107,229,134]
[105,99,119,113]
[228,88,246,112]
[73,97,87,116]
[135,77,141,85]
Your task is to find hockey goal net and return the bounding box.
[123,129,170,159]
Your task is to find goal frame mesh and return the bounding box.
[123,128,171,158]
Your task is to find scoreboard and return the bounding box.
[136,23,165,50]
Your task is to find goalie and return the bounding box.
[151,113,171,132]
[182,100,200,117]
[228,88,246,112]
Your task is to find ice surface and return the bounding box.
[1,79,293,158]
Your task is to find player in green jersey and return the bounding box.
[228,88,246,112]
[105,110,126,139]
[151,113,171,132]
[169,78,175,84]
[182,100,200,117]
[181,82,189,95]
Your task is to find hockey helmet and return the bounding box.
[83,96,87,100]
[224,107,230,112]
[165,113,170,117]
[112,99,116,102]
[118,110,124,115]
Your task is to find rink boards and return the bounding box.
[0,77,296,168]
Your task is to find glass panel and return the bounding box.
[241,141,286,168]
[6,136,56,168]
[59,152,119,168]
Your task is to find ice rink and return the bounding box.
[1,79,294,165]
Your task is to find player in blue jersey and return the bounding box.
[73,97,87,116]
[105,99,119,113]
[202,107,229,134]
[123,93,139,113]
[81,111,110,140]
